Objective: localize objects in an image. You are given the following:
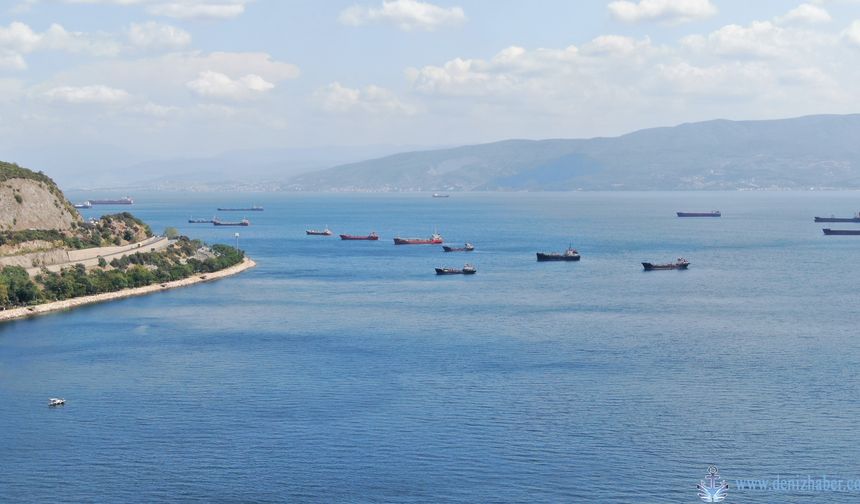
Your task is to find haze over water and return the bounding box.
[3,191,860,503]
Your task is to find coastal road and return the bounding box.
[25,236,169,276]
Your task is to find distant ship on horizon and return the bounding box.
[814,212,860,222]
[677,210,720,217]
[90,197,133,205]
[217,205,263,211]
[822,228,860,235]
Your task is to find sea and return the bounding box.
[3,191,860,503]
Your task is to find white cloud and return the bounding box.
[127,22,191,49]
[51,0,250,20]
[339,0,465,31]
[44,84,130,104]
[127,101,179,116]
[844,20,860,46]
[608,0,716,25]
[0,21,120,57]
[315,82,416,114]
[681,21,829,59]
[777,3,832,24]
[186,70,274,100]
[0,50,27,70]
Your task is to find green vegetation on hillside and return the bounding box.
[0,161,78,217]
[0,237,244,309]
[0,212,154,251]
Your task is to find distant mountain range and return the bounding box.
[287,114,860,191]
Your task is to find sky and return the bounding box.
[2,0,860,174]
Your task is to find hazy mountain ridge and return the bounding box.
[287,114,860,191]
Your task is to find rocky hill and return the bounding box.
[0,161,80,231]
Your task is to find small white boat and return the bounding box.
[49,398,65,406]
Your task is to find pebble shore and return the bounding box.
[0,257,256,323]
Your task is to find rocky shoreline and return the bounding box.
[0,257,256,323]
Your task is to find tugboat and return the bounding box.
[435,264,476,275]
[306,226,332,236]
[213,218,250,227]
[815,212,860,223]
[394,233,443,245]
[823,228,860,235]
[443,243,474,252]
[340,232,379,240]
[642,258,690,270]
[536,246,580,262]
[49,398,65,406]
[677,210,721,217]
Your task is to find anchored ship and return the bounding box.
[213,218,250,226]
[435,264,476,275]
[822,228,860,235]
[393,233,443,245]
[90,197,133,205]
[443,243,474,252]
[814,212,860,222]
[217,205,263,211]
[642,258,690,270]
[340,232,379,240]
[536,246,580,262]
[677,210,720,217]
[306,227,332,236]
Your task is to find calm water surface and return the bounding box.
[3,191,860,503]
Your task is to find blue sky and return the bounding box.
[2,0,860,171]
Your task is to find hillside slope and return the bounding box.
[0,161,80,231]
[287,114,860,191]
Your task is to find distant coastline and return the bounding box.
[0,257,256,324]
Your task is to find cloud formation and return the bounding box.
[127,22,191,49]
[776,3,832,24]
[52,0,250,20]
[608,0,717,25]
[186,70,275,100]
[44,84,130,104]
[339,0,466,31]
[316,82,416,114]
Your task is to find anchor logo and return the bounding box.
[697,465,729,502]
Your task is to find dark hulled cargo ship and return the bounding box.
[822,228,860,235]
[815,212,860,222]
[340,232,379,240]
[677,210,720,217]
[642,258,690,270]
[393,233,443,245]
[536,247,580,262]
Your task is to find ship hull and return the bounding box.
[677,212,720,217]
[435,268,476,275]
[394,238,443,245]
[536,253,580,262]
[443,246,474,252]
[340,234,378,240]
[823,228,860,235]
[213,222,249,226]
[815,217,860,222]
[642,262,689,270]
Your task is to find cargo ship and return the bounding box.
[90,197,133,205]
[822,228,860,235]
[340,232,379,240]
[73,201,92,209]
[188,217,214,223]
[217,205,263,211]
[814,212,860,222]
[213,218,250,226]
[435,264,476,275]
[393,233,443,245]
[443,243,474,252]
[677,210,720,217]
[536,246,580,262]
[432,193,450,198]
[306,227,332,236]
[642,258,690,270]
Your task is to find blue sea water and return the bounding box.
[3,191,860,503]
